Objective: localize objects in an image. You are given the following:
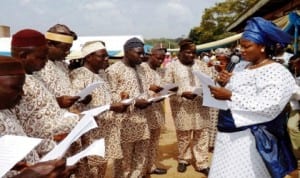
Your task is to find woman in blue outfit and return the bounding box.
[208,17,297,178]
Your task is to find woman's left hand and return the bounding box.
[209,85,232,100]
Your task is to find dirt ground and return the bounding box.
[104,99,299,178]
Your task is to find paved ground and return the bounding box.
[105,99,299,178]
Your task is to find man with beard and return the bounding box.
[35,24,81,109]
[0,56,74,178]
[106,37,151,178]
[11,29,79,156]
[69,41,129,178]
[139,44,168,175]
[163,39,210,176]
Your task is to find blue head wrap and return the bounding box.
[242,17,292,47]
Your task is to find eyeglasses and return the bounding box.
[93,54,109,59]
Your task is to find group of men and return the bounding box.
[1,24,220,178]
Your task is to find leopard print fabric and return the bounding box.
[14,74,79,155]
[0,109,40,178]
[106,61,150,143]
[70,67,122,159]
[139,63,165,129]
[35,60,75,97]
[163,60,213,131]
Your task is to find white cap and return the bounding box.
[215,48,232,57]
[66,50,83,60]
[81,41,106,58]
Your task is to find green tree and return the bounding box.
[189,0,258,44]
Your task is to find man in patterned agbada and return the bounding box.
[69,40,128,178]
[106,37,151,178]
[163,38,211,175]
[11,29,79,156]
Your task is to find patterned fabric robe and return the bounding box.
[139,62,166,172]
[35,60,75,97]
[14,74,79,155]
[70,67,122,159]
[163,60,211,130]
[139,62,165,129]
[106,61,150,142]
[204,62,220,149]
[0,109,39,178]
[106,61,150,178]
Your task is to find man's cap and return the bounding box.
[12,29,46,48]
[178,38,195,51]
[66,50,83,60]
[46,24,77,44]
[81,41,106,58]
[151,43,167,54]
[0,56,25,76]
[124,37,144,51]
[215,48,232,57]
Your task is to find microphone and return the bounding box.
[226,55,240,72]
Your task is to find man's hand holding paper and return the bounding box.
[149,84,163,93]
[110,102,129,113]
[181,91,197,100]
[76,82,103,101]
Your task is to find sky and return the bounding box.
[0,0,223,39]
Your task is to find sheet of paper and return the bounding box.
[41,114,98,162]
[193,71,228,110]
[148,93,175,102]
[66,138,105,166]
[81,104,110,117]
[76,81,103,100]
[192,87,202,96]
[63,111,79,119]
[0,135,42,177]
[159,83,178,95]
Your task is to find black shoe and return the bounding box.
[149,168,167,174]
[177,163,189,173]
[196,167,210,176]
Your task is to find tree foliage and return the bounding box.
[189,0,258,45]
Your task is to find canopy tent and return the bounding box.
[0,37,11,56]
[281,11,300,54]
[195,33,242,52]
[168,11,300,53]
